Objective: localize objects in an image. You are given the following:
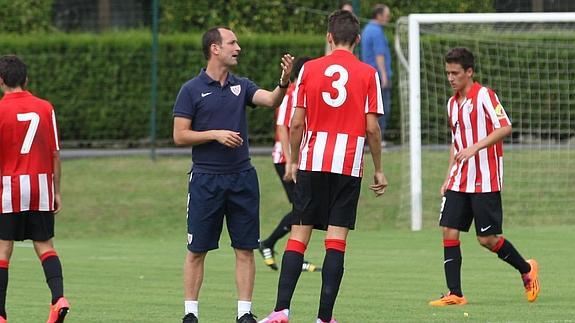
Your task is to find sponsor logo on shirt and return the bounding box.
[495,104,506,119]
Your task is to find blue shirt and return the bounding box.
[173,69,259,174]
[361,21,392,79]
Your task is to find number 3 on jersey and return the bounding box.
[17,112,40,154]
[322,64,349,108]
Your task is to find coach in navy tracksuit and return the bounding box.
[172,27,293,323]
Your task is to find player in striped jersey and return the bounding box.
[429,48,539,306]
[260,10,387,323]
[259,57,321,273]
[0,55,69,322]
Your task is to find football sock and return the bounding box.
[318,239,346,322]
[491,237,531,274]
[237,300,252,318]
[184,300,198,317]
[274,239,306,311]
[39,251,64,305]
[0,260,8,318]
[443,239,463,297]
[262,213,292,248]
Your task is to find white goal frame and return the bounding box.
[400,12,575,231]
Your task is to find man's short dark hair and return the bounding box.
[328,10,360,47]
[202,26,231,60]
[292,56,312,81]
[0,55,27,88]
[445,47,475,71]
[371,4,387,19]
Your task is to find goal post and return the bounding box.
[396,12,575,231]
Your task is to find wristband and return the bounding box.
[278,81,289,88]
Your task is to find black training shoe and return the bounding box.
[258,243,278,271]
[302,260,321,272]
[182,313,198,323]
[236,312,257,323]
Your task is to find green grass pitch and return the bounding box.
[3,154,575,322]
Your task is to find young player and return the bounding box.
[259,10,387,323]
[173,27,293,323]
[428,47,540,306]
[0,55,69,323]
[259,56,321,273]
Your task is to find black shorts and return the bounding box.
[0,211,55,241]
[292,171,361,230]
[439,190,503,236]
[274,163,295,203]
[186,168,260,252]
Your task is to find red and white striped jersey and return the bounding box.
[446,82,511,193]
[294,50,384,177]
[272,83,296,164]
[0,91,60,213]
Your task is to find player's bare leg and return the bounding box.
[34,239,69,323]
[0,240,14,260]
[233,248,257,322]
[183,251,205,322]
[234,249,255,301]
[184,251,206,300]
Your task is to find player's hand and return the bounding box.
[214,130,243,148]
[283,162,294,182]
[455,145,478,164]
[53,193,62,214]
[290,162,299,183]
[280,54,294,85]
[370,171,388,197]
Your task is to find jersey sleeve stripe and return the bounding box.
[331,133,348,173]
[1,176,13,213]
[52,109,60,151]
[294,65,306,108]
[374,71,384,114]
[276,95,289,126]
[311,132,328,171]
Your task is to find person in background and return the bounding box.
[258,56,321,273]
[361,3,392,146]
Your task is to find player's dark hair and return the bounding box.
[371,4,387,19]
[291,56,311,81]
[0,55,27,88]
[327,10,360,47]
[202,26,232,60]
[445,47,475,71]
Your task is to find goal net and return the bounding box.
[395,13,575,230]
